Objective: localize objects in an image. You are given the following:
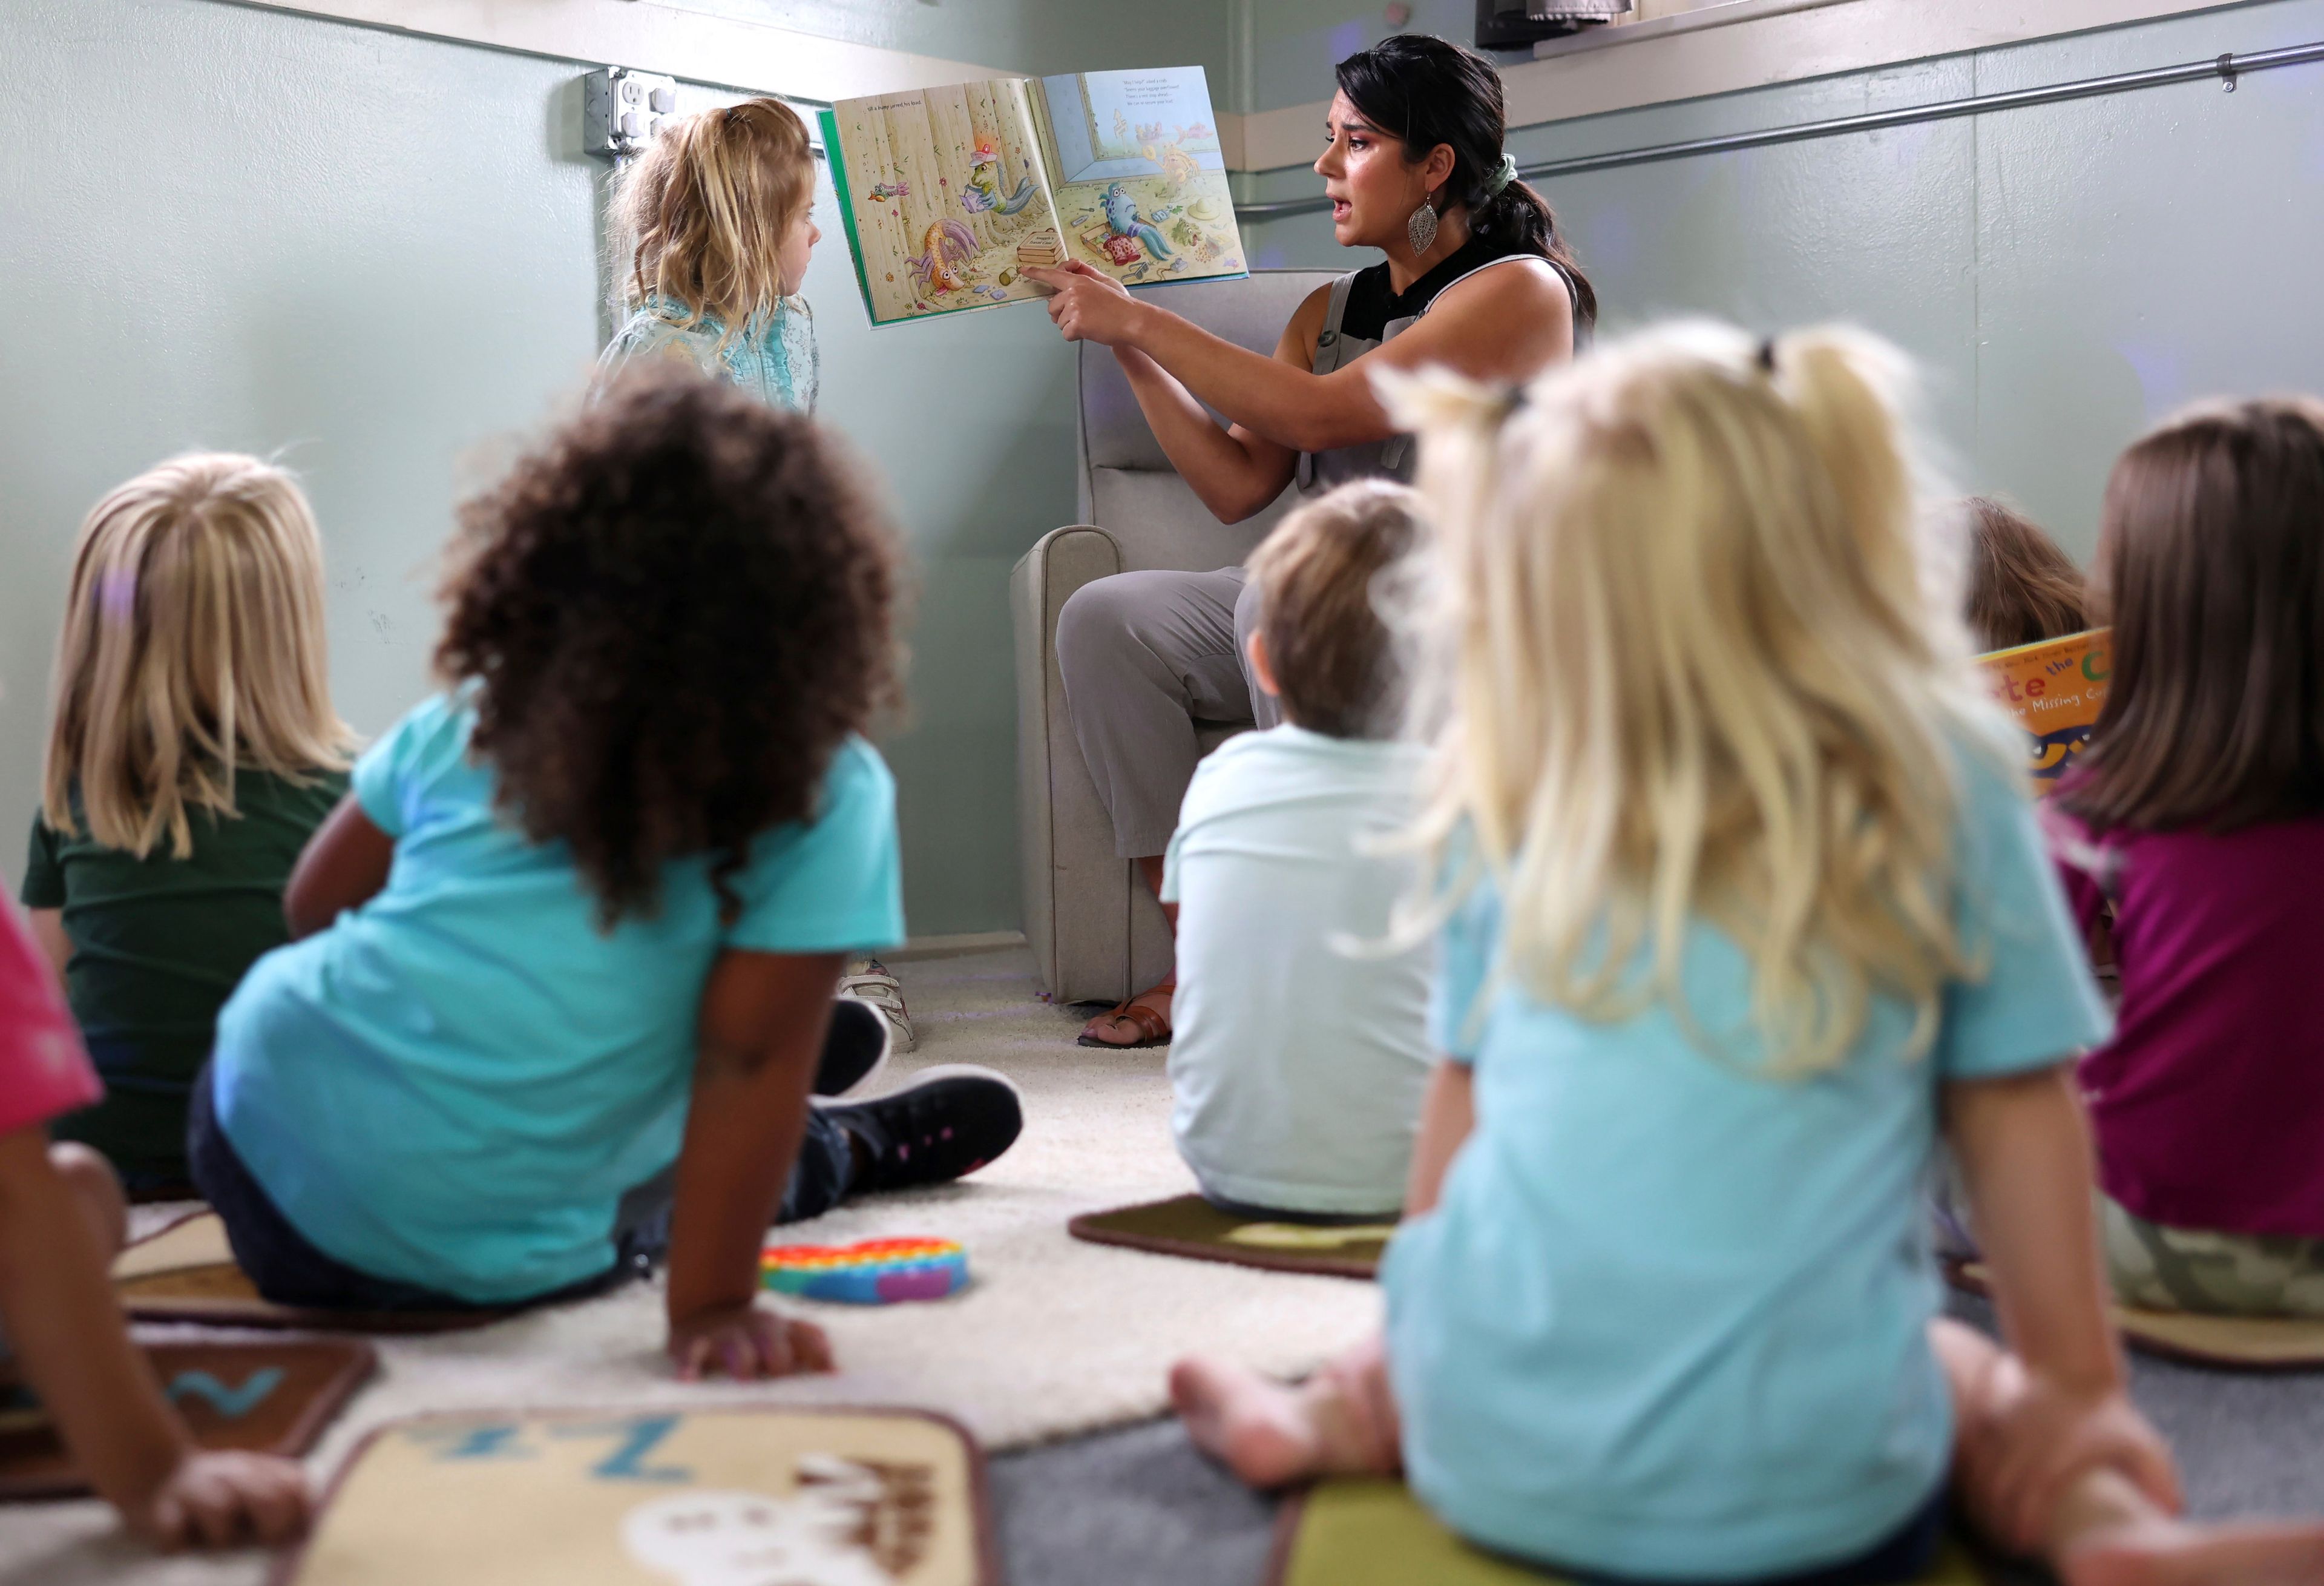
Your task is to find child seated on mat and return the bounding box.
[0,900,308,1547]
[2046,398,2324,1321]
[1963,495,2089,653]
[20,456,355,1197]
[1164,481,1430,1219]
[1172,326,2324,1584]
[192,369,1022,1376]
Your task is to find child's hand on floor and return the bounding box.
[1971,1366,2181,1552]
[134,1449,310,1551]
[667,1301,833,1381]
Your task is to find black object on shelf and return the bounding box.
[1475,0,1633,51]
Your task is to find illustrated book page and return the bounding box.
[821,79,1065,326]
[1978,627,2112,792]
[1031,67,1247,289]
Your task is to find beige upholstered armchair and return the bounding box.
[1012,269,1338,1005]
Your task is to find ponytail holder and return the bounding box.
[1486,153,1519,197]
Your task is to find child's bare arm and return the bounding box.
[1944,1065,2178,1542]
[663,949,846,1380]
[1403,1061,1475,1216]
[27,909,70,982]
[0,1129,306,1547]
[283,795,393,939]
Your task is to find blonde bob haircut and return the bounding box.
[610,97,816,340]
[1385,322,2010,1076]
[44,454,355,860]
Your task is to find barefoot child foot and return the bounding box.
[2055,1476,2324,1586]
[1171,1337,1400,1489]
[1936,1318,2324,1586]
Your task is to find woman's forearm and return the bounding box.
[1115,348,1295,524]
[1128,304,1388,455]
[1946,1065,2123,1393]
[1404,1060,1477,1216]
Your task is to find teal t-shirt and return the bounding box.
[210,693,904,1303]
[1380,745,2110,1579]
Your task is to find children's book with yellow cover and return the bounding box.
[819,66,1247,326]
[1978,628,2112,793]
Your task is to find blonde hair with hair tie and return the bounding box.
[44,454,355,860]
[609,97,816,344]
[1384,323,2009,1075]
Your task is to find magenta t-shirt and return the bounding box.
[2047,807,2324,1238]
[0,903,101,1139]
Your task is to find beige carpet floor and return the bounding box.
[0,948,1379,1584]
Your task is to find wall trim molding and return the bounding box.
[1232,0,2260,171]
[220,0,2268,176]
[221,0,1009,103]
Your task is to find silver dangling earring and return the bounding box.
[1406,196,1438,255]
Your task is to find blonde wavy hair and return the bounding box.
[609,97,815,340]
[1386,321,2009,1075]
[43,455,355,860]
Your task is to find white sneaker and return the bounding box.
[839,956,916,1053]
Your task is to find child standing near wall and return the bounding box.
[21,456,355,1196]
[0,899,308,1548]
[601,97,824,413]
[1173,326,2324,1583]
[192,370,1020,1373]
[1164,481,1430,1219]
[601,94,917,1048]
[1963,495,2090,653]
[2050,399,2324,1320]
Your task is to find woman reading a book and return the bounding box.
[1026,34,1595,1048]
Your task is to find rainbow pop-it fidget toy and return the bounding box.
[759,1237,969,1305]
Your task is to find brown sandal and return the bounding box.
[1077,987,1173,1049]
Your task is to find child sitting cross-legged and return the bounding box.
[0,900,307,1547]
[1173,326,2324,1584]
[1164,481,1430,1220]
[22,456,355,1197]
[192,368,1021,1375]
[2049,399,2324,1321]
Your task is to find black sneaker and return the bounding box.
[824,1065,1023,1193]
[814,998,892,1098]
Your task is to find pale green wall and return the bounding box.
[1242,0,2324,559]
[9,0,2320,930]
[0,0,1125,934]
[680,0,1236,86]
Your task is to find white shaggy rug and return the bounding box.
[0,949,1379,1584]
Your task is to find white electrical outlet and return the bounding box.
[583,67,681,159]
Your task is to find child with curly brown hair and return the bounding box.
[186,369,1020,1377]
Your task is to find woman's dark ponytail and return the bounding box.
[1335,34,1597,329]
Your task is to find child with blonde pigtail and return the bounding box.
[1172,324,2324,1584]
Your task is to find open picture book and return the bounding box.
[819,66,1248,326]
[1978,627,2111,794]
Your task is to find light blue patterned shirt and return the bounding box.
[598,295,819,414]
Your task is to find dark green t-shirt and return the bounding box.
[20,769,347,1186]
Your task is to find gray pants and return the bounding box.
[1055,565,1282,858]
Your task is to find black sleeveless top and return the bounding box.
[1298,234,1586,495]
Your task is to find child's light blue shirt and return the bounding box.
[1162,725,1431,1215]
[210,693,902,1303]
[1382,743,2110,1579]
[599,295,819,414]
